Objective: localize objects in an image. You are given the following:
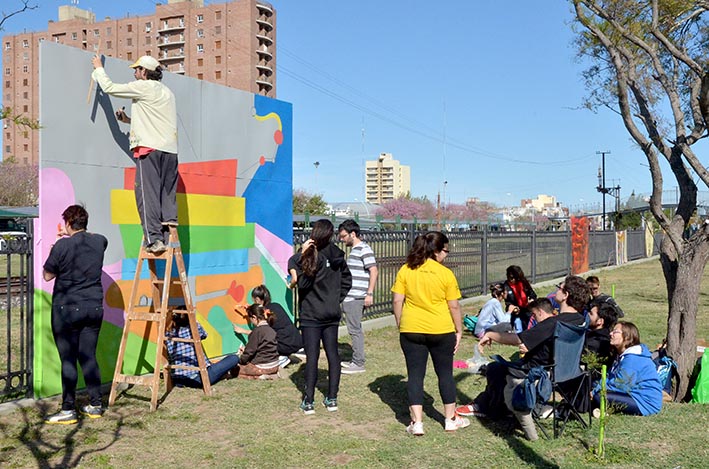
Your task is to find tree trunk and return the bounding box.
[661,227,709,401]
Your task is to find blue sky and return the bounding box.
[1,0,660,209]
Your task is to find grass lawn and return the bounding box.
[1,258,708,468]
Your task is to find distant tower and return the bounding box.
[364,153,411,204]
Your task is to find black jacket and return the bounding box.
[288,243,352,327]
[503,280,537,312]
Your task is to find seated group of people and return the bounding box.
[165,284,304,387]
[461,270,663,441]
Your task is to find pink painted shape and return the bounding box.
[102,260,125,328]
[35,168,76,289]
[254,223,292,272]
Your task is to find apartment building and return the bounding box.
[2,0,275,165]
[365,152,411,204]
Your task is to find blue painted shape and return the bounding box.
[121,249,250,280]
[207,305,244,355]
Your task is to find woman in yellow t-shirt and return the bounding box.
[392,231,469,436]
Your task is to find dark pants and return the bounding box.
[302,325,340,403]
[474,360,513,419]
[593,391,642,415]
[173,354,239,388]
[135,150,178,246]
[399,332,457,406]
[51,304,103,410]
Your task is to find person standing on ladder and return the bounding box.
[91,54,178,254]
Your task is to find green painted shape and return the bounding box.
[34,289,60,398]
[259,256,295,321]
[118,224,256,255]
[207,305,244,355]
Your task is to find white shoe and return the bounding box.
[445,416,470,432]
[406,421,424,436]
[278,356,291,369]
[539,404,554,419]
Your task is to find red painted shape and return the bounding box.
[123,160,238,196]
[227,280,245,303]
[273,129,283,145]
[259,156,266,165]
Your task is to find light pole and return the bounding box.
[596,151,620,230]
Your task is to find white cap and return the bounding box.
[129,55,160,71]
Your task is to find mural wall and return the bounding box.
[33,43,293,398]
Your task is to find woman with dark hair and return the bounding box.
[503,265,537,332]
[592,321,663,416]
[288,219,351,414]
[248,284,303,367]
[392,231,469,435]
[473,282,511,337]
[43,205,107,424]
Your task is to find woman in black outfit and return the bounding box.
[288,219,351,414]
[43,205,107,424]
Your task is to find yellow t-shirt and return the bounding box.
[391,258,461,334]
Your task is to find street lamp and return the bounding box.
[596,150,621,230]
[313,161,320,193]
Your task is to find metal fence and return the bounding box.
[0,225,33,402]
[293,228,653,320]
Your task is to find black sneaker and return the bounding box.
[80,404,105,419]
[323,397,338,412]
[300,400,315,415]
[45,410,78,425]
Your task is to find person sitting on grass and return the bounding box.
[585,295,620,366]
[592,321,663,416]
[474,282,512,338]
[235,284,303,369]
[166,313,239,388]
[233,304,281,379]
[586,276,625,317]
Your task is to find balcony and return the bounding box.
[256,19,273,32]
[256,49,272,60]
[158,37,185,48]
[256,79,273,91]
[256,3,274,16]
[160,53,185,61]
[157,24,185,33]
[256,33,273,46]
[256,64,273,76]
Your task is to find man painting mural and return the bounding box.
[91,55,178,254]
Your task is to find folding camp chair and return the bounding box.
[537,320,592,438]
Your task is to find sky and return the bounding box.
[1,0,667,210]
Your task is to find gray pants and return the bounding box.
[504,374,539,441]
[342,299,365,366]
[135,150,178,245]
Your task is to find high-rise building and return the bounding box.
[365,152,411,204]
[2,0,275,165]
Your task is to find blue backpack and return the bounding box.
[463,314,478,333]
[512,366,552,412]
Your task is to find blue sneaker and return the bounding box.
[300,400,315,415]
[323,397,338,412]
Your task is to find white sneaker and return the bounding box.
[341,361,352,368]
[445,416,470,432]
[539,404,554,419]
[278,356,291,369]
[406,421,424,436]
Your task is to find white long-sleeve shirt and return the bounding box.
[91,67,178,154]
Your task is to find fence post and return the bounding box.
[481,225,488,294]
[531,228,537,284]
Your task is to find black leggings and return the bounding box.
[302,324,340,403]
[51,304,103,410]
[399,332,457,406]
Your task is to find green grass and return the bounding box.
[0,259,708,468]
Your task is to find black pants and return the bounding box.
[135,150,178,246]
[399,332,457,406]
[302,324,340,403]
[474,360,512,419]
[51,304,103,410]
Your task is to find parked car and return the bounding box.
[0,231,28,253]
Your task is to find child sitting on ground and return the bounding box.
[233,304,281,379]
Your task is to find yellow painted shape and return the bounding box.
[254,111,282,130]
[111,190,245,226]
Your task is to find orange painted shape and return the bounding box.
[194,267,264,297]
[123,159,238,196]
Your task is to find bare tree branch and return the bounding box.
[0,1,38,31]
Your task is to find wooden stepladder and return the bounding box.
[108,226,212,411]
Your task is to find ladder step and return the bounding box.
[165,337,200,343]
[167,364,203,371]
[151,279,184,285]
[172,309,190,315]
[115,374,156,386]
[128,312,163,321]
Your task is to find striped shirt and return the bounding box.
[344,241,376,301]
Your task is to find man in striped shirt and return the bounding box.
[338,220,378,374]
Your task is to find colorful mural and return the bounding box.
[570,216,589,275]
[33,43,293,398]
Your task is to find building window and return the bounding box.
[127,38,133,46]
[145,22,152,32]
[127,52,133,60]
[23,144,29,152]
[22,79,28,86]
[197,14,204,23]
[197,58,203,66]
[71,32,77,40]
[4,68,9,76]
[5,146,10,153]
[127,24,133,33]
[146,50,151,57]
[146,36,151,45]
[94,29,100,37]
[22,65,28,73]
[23,105,28,112]
[22,40,28,48]
[106,40,112,49]
[197,29,204,38]
[215,56,221,64]
[179,47,184,55]
[5,132,9,140]
[38,37,45,44]
[22,91,28,99]
[23,131,28,138]
[215,40,221,49]
[107,27,112,35]
[215,70,221,79]
[4,42,10,50]
[215,25,221,34]
[23,52,29,60]
[197,44,204,53]
[179,18,185,27]
[197,73,203,80]
[163,20,169,29]
[216,10,222,20]
[5,81,11,89]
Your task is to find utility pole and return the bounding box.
[314,161,320,193]
[595,150,621,230]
